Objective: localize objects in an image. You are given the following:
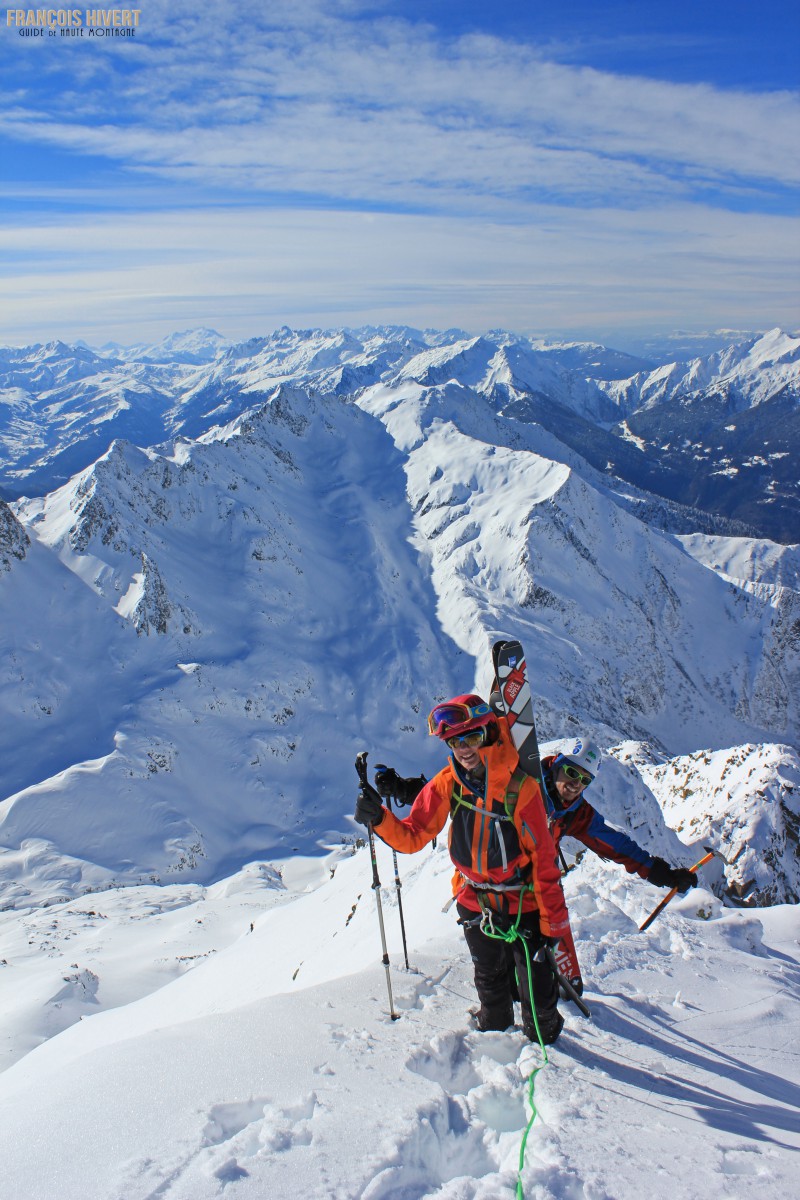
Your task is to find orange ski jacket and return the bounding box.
[374,718,571,940]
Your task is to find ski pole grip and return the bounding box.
[355,751,369,787]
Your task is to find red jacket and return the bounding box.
[375,718,571,940]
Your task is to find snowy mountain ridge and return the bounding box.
[2,360,798,910]
[599,327,800,413]
[2,323,798,538]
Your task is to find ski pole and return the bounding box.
[355,752,400,1021]
[638,850,715,932]
[542,946,591,1019]
[383,792,410,970]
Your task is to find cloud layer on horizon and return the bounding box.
[1,204,796,346]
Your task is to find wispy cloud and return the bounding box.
[3,5,798,214]
[1,1,798,343]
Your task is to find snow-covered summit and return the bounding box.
[106,327,230,365]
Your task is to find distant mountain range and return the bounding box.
[0,325,798,910]
[1,325,797,542]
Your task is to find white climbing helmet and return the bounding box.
[558,737,602,779]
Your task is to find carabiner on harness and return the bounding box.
[479,906,497,937]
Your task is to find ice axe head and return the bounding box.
[703,844,733,867]
[355,751,369,787]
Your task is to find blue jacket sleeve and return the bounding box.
[568,802,654,879]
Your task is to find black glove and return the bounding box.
[649,857,698,893]
[354,781,385,828]
[540,938,584,996]
[374,765,426,807]
[534,935,561,963]
[556,971,584,997]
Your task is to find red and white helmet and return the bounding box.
[427,693,496,740]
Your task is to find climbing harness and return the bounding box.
[450,764,528,820]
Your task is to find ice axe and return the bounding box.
[542,945,592,1019]
[639,845,728,933]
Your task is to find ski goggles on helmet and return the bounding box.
[560,762,593,787]
[445,727,488,750]
[427,701,491,737]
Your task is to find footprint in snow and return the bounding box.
[359,1095,501,1200]
[202,1097,272,1148]
[406,1029,482,1092]
[197,1093,320,1186]
[718,1144,771,1178]
[123,1093,322,1195]
[393,970,444,1012]
[365,1028,542,1198]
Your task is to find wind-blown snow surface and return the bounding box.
[1,326,799,1198]
[0,833,797,1200]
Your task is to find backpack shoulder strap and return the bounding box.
[503,765,529,818]
[450,771,527,821]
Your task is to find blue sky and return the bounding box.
[1,0,798,347]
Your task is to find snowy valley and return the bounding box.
[0,325,798,1199]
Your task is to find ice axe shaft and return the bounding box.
[543,945,591,1018]
[639,850,715,932]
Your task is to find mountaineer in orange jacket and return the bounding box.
[354,693,572,1044]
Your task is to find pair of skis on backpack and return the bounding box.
[492,639,589,1017]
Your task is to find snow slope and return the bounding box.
[0,829,797,1200]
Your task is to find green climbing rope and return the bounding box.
[478,890,549,1200]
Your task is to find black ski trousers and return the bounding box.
[457,902,560,1038]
